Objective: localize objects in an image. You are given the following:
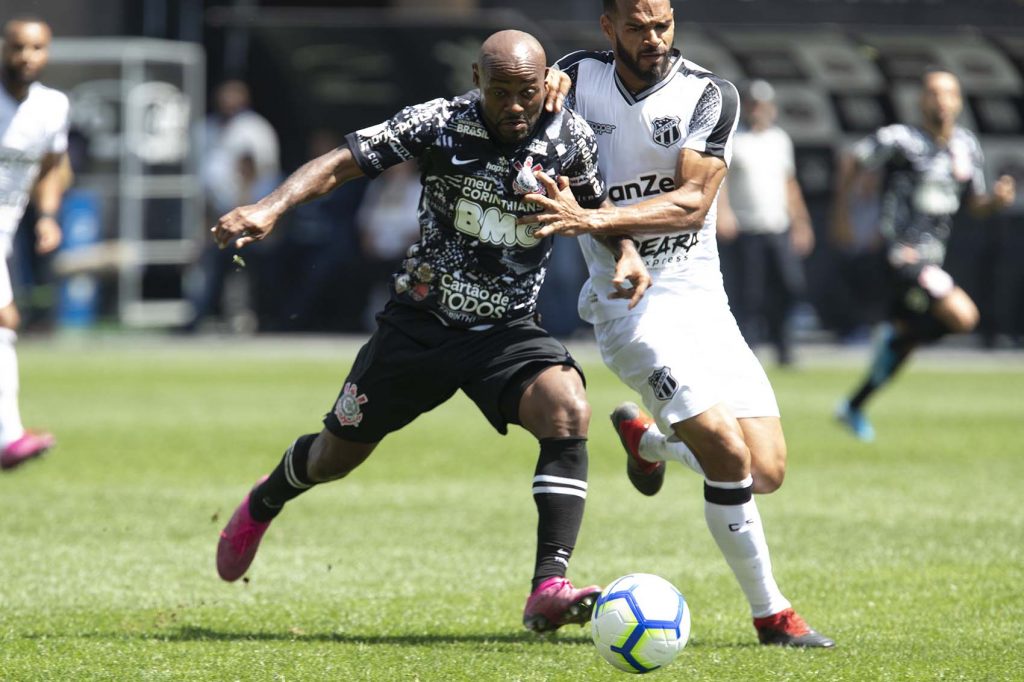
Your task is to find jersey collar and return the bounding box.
[613,48,682,106]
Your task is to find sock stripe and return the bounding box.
[532,485,587,498]
[704,482,753,505]
[533,474,588,490]
[283,441,312,490]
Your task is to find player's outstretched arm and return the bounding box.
[523,150,727,238]
[967,174,1016,217]
[212,145,365,250]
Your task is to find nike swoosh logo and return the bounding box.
[452,156,478,166]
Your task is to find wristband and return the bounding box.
[38,212,58,220]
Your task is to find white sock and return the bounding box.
[639,425,704,476]
[0,328,25,447]
[703,476,791,618]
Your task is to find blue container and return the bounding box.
[57,189,101,328]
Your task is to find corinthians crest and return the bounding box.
[651,116,681,148]
[334,381,369,427]
[647,366,679,401]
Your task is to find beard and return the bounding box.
[1,63,35,88]
[614,36,671,87]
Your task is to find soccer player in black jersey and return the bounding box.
[833,68,1015,441]
[212,30,650,634]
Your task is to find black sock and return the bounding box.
[849,327,916,410]
[248,434,318,522]
[531,437,588,591]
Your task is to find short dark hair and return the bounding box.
[3,14,49,36]
[602,0,618,15]
[921,64,956,83]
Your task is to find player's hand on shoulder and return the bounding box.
[34,216,62,255]
[543,66,571,113]
[212,203,278,250]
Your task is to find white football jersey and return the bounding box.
[0,82,70,249]
[556,50,739,323]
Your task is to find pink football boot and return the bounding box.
[0,431,55,471]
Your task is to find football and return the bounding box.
[591,573,691,674]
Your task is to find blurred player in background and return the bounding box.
[717,79,814,367]
[0,16,70,471]
[833,68,1015,442]
[213,30,649,633]
[184,79,280,333]
[530,0,833,647]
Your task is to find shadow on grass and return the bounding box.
[140,625,595,646]
[20,627,758,650]
[143,628,754,649]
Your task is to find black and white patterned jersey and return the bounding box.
[345,94,605,328]
[554,49,739,324]
[853,123,986,266]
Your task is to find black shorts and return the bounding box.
[323,302,585,443]
[887,260,956,322]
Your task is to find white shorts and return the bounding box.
[594,295,780,435]
[0,255,12,309]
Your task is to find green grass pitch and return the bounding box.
[2,339,1022,680]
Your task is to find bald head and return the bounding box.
[477,30,546,73]
[473,30,548,145]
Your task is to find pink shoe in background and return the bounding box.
[0,431,55,471]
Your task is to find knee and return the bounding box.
[699,429,751,480]
[539,393,590,437]
[950,305,979,334]
[751,452,786,494]
[519,375,591,439]
[563,394,591,433]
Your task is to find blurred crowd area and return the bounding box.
[6,0,1024,347]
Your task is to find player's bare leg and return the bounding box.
[617,405,784,495]
[932,286,978,334]
[840,283,976,442]
[737,416,786,494]
[0,301,55,471]
[217,430,377,581]
[673,404,833,647]
[518,365,601,633]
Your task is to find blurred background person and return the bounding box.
[267,128,368,332]
[182,79,280,333]
[354,159,421,331]
[0,15,70,469]
[823,167,888,344]
[718,79,814,367]
[833,68,1016,442]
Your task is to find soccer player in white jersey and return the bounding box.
[526,0,834,647]
[0,16,69,470]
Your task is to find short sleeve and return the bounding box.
[563,115,606,209]
[966,133,987,197]
[851,125,902,170]
[779,129,795,176]
[344,97,452,178]
[684,78,739,165]
[49,93,70,155]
